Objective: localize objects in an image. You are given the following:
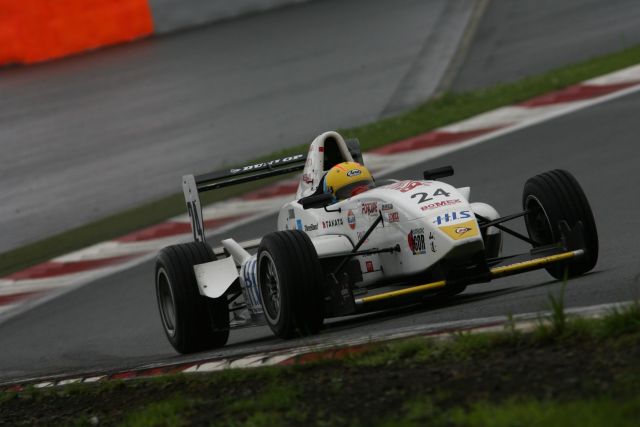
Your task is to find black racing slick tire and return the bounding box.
[522,169,599,280]
[155,242,230,354]
[257,230,324,339]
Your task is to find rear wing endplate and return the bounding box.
[182,154,307,242]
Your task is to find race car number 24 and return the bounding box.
[411,189,451,204]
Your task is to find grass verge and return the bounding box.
[2,45,640,276]
[1,303,639,426]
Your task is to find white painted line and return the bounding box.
[33,382,54,389]
[185,360,228,373]
[57,378,82,386]
[229,355,268,369]
[378,83,640,178]
[585,63,640,85]
[83,376,106,383]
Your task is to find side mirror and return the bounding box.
[423,166,454,180]
[299,192,334,209]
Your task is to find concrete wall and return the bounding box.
[0,0,314,66]
[148,0,313,34]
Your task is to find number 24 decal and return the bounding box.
[411,189,451,204]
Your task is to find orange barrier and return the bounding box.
[0,0,153,65]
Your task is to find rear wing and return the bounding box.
[182,154,307,242]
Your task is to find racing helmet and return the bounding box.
[324,162,374,200]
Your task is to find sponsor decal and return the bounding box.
[296,219,303,231]
[439,220,479,241]
[407,228,426,255]
[365,260,374,273]
[230,154,305,174]
[346,169,362,177]
[304,223,318,232]
[241,258,262,314]
[432,210,472,225]
[385,180,428,193]
[455,227,472,235]
[386,211,400,223]
[288,208,295,220]
[347,210,356,229]
[361,202,378,216]
[420,199,462,211]
[302,173,313,184]
[381,203,394,211]
[429,232,436,253]
[322,218,343,229]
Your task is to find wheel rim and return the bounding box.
[157,268,177,338]
[525,195,554,246]
[259,252,282,324]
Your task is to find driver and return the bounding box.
[324,161,374,201]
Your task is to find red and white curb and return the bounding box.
[1,64,640,323]
[0,301,632,391]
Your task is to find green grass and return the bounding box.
[384,396,640,427]
[2,305,640,426]
[120,396,193,427]
[352,301,640,368]
[2,44,640,277]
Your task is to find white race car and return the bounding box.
[155,131,598,354]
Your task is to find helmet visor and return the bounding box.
[335,179,374,200]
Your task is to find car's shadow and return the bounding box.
[219,270,605,351]
[322,270,606,333]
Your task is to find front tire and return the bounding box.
[522,169,598,279]
[155,242,229,354]
[258,230,324,339]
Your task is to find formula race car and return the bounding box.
[155,131,598,354]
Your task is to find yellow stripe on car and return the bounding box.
[355,249,583,306]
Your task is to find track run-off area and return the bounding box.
[1,63,640,385]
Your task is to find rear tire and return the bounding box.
[155,242,229,354]
[258,230,324,339]
[522,169,598,279]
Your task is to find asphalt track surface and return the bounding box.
[3,1,640,382]
[0,0,473,253]
[452,0,640,91]
[1,89,639,382]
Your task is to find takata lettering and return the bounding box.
[361,202,378,216]
[346,169,362,177]
[304,223,318,232]
[433,210,472,225]
[230,154,304,174]
[347,210,356,229]
[322,218,343,229]
[385,180,427,193]
[408,228,426,255]
[420,199,462,211]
